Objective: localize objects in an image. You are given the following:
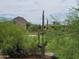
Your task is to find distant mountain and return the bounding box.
[0,17,11,22]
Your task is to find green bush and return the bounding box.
[0,22,38,57]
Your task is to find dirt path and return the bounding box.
[0,55,5,59]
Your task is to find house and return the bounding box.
[13,16,27,30]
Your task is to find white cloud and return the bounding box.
[0,0,77,24]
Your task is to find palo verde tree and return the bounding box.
[64,6,79,59]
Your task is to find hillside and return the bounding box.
[0,17,11,22]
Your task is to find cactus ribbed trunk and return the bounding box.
[47,19,48,30]
[41,10,45,59]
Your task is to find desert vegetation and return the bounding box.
[0,3,79,59]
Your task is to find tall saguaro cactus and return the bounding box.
[37,10,46,59]
[42,10,44,30]
[41,10,45,59]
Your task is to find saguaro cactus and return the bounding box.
[42,10,44,30]
[41,10,45,59]
[47,19,48,30]
[37,10,48,59]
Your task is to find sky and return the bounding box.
[0,0,77,24]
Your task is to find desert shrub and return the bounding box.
[0,22,38,57]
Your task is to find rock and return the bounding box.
[45,53,58,59]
